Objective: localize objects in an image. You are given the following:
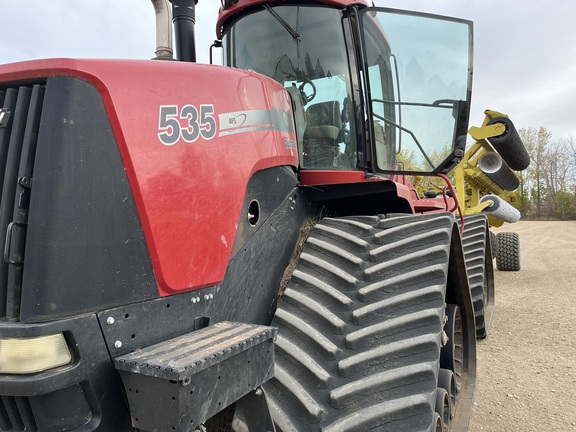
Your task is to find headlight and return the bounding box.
[0,333,72,374]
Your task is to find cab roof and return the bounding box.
[216,0,369,38]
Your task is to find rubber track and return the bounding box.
[489,231,499,259]
[458,215,492,338]
[265,214,455,431]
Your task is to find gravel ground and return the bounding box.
[469,221,576,431]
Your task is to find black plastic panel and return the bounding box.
[231,165,299,256]
[99,166,315,358]
[303,179,413,216]
[0,395,36,431]
[29,384,92,432]
[20,77,157,322]
[0,314,132,431]
[115,321,276,431]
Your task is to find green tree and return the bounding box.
[555,190,576,219]
[519,126,552,219]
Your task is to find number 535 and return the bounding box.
[157,104,217,146]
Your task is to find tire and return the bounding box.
[495,231,520,271]
[486,116,530,171]
[264,214,475,431]
[459,215,495,338]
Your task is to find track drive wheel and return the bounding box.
[495,231,521,271]
[459,215,495,338]
[264,214,476,431]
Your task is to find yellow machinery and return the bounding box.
[441,109,529,271]
[414,109,529,271]
[456,109,527,228]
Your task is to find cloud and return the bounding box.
[2,0,575,140]
[379,0,576,139]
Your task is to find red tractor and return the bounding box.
[0,1,495,430]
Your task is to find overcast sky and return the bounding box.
[2,0,575,141]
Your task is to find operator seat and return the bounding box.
[285,85,308,163]
[302,101,343,168]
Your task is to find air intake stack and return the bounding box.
[172,0,198,62]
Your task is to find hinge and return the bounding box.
[18,176,32,210]
[4,221,27,265]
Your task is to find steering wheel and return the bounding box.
[298,77,316,103]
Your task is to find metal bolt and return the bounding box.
[255,388,263,396]
[290,206,294,211]
[209,293,214,300]
[204,294,210,301]
[106,317,115,325]
[114,340,123,348]
[191,297,198,304]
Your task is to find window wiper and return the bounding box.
[262,4,300,44]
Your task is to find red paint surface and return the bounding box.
[299,170,367,186]
[0,59,298,295]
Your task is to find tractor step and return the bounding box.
[115,321,276,432]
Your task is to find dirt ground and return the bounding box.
[468,221,576,431]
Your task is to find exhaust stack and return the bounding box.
[172,0,198,62]
[151,0,174,59]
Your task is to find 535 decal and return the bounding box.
[157,104,217,146]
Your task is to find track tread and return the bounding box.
[265,214,470,431]
[458,215,495,338]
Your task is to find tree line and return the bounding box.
[516,127,576,220]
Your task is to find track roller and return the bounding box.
[435,388,450,431]
[440,304,463,391]
[438,368,456,419]
[433,412,443,432]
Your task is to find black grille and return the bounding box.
[0,83,45,320]
[0,396,37,431]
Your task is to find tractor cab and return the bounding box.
[218,1,473,176]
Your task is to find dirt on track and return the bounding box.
[468,221,576,431]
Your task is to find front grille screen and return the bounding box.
[0,84,45,320]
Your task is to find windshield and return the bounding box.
[360,9,472,174]
[223,6,358,170]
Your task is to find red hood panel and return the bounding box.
[1,59,298,295]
